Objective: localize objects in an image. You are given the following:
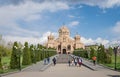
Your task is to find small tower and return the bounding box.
[74,33,84,49]
[48,33,54,41]
[74,34,81,43]
[47,33,55,48]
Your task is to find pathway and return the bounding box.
[2,64,120,77]
[1,54,120,77]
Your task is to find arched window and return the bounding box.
[67,45,71,50]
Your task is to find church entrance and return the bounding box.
[62,49,66,54]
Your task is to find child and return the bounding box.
[71,60,74,66]
[68,60,71,66]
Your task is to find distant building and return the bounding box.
[85,45,98,50]
[46,26,84,54]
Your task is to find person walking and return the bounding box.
[52,57,56,66]
[44,58,47,65]
[78,57,82,67]
[92,56,96,66]
[74,58,77,66]
[68,59,71,66]
[47,57,50,64]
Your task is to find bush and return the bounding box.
[73,48,88,58]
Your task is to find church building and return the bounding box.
[46,26,84,54]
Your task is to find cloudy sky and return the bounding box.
[0,0,120,46]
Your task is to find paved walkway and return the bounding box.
[2,64,120,77]
[21,55,58,72]
[1,54,120,77]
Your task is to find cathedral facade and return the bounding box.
[46,26,84,54]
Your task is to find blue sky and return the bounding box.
[0,0,120,45]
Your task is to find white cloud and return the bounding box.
[0,1,69,37]
[112,21,120,33]
[24,14,41,22]
[0,25,40,37]
[1,0,120,10]
[2,31,58,45]
[69,21,79,27]
[2,31,114,47]
[81,37,109,46]
[85,0,120,9]
[99,0,120,9]
[65,0,120,9]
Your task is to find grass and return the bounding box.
[0,68,18,74]
[2,56,10,66]
[104,55,120,70]
[0,56,31,74]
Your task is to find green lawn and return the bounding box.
[2,56,11,66]
[0,56,11,73]
[0,56,30,74]
[105,55,120,70]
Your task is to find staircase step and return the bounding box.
[57,54,73,63]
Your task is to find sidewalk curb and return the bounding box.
[82,63,96,71]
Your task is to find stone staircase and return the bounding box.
[57,54,73,63]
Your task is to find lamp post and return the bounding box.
[113,46,119,70]
[111,40,120,70]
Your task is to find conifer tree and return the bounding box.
[36,44,41,61]
[30,44,35,63]
[22,42,31,65]
[0,52,2,69]
[10,41,19,69]
[97,44,106,63]
[90,47,96,59]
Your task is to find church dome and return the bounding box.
[59,26,69,33]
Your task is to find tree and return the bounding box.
[30,44,36,63]
[84,50,89,58]
[36,44,41,61]
[104,47,112,63]
[10,41,19,69]
[0,35,3,69]
[98,44,104,63]
[108,47,113,56]
[90,47,96,59]
[73,48,88,58]
[97,44,108,64]
[0,49,2,69]
[22,42,31,65]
